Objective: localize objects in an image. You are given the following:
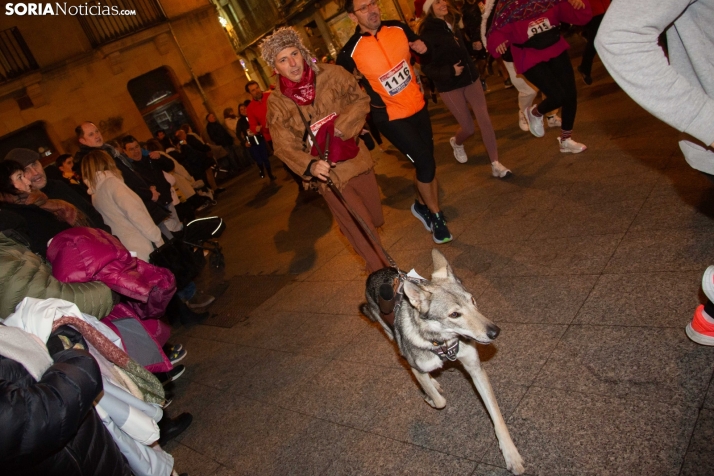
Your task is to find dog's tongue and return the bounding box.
[407,269,426,280]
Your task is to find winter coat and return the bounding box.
[267,62,373,192]
[0,232,113,319]
[0,344,131,476]
[47,227,176,320]
[87,171,164,262]
[247,92,272,141]
[420,16,480,93]
[207,121,234,147]
[0,203,70,257]
[131,153,175,208]
[42,179,108,232]
[75,144,170,225]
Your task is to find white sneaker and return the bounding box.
[558,137,587,153]
[491,161,512,178]
[546,114,562,128]
[449,137,468,163]
[518,110,529,131]
[525,106,545,138]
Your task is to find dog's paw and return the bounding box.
[424,394,446,409]
[503,449,524,475]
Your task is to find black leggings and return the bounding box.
[372,105,436,183]
[524,50,578,131]
[579,14,605,76]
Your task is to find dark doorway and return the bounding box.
[0,121,57,166]
[128,67,196,140]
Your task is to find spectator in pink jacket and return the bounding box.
[487,0,592,153]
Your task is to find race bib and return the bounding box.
[379,60,412,96]
[527,18,553,38]
[307,112,337,148]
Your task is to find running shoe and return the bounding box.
[491,161,512,178]
[518,110,529,131]
[525,106,545,138]
[184,291,215,309]
[168,347,187,365]
[546,114,562,128]
[558,137,587,154]
[431,212,453,244]
[686,305,714,346]
[449,137,468,163]
[156,364,186,386]
[411,201,432,232]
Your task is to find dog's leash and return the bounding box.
[296,106,399,269]
[297,106,458,361]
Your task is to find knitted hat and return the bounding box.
[4,148,41,167]
[260,27,319,73]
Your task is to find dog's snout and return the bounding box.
[486,325,500,340]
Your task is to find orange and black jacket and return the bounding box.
[337,21,429,121]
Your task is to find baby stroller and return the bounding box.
[183,216,226,269]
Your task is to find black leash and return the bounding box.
[296,106,399,269]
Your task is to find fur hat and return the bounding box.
[260,27,319,73]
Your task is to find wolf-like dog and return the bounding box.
[361,249,524,475]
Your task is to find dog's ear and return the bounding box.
[403,280,432,314]
[431,248,455,282]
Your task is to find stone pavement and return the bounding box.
[165,40,714,476]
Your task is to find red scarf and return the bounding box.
[279,61,316,106]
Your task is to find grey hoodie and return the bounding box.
[596,0,714,174]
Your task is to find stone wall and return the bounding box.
[0,0,249,156]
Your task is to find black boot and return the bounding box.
[266,164,276,181]
[158,412,193,446]
[167,295,208,326]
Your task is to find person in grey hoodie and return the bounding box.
[596,0,714,174]
[596,0,714,347]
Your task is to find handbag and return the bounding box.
[149,239,205,290]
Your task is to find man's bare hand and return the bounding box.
[310,160,334,182]
[454,61,464,76]
[150,185,160,201]
[148,151,160,159]
[473,41,483,51]
[568,0,585,9]
[496,41,509,55]
[409,40,427,54]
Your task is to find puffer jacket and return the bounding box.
[267,62,373,192]
[0,232,113,319]
[420,16,480,92]
[0,348,132,476]
[46,227,176,320]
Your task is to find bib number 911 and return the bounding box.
[379,60,412,96]
[527,17,553,38]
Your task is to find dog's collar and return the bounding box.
[431,339,459,361]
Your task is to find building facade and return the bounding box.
[0,0,252,162]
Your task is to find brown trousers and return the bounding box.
[322,170,389,273]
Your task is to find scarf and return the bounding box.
[0,189,91,227]
[488,0,561,34]
[52,316,165,404]
[279,61,316,106]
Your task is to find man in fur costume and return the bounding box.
[262,27,390,273]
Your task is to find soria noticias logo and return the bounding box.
[4,3,137,16]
